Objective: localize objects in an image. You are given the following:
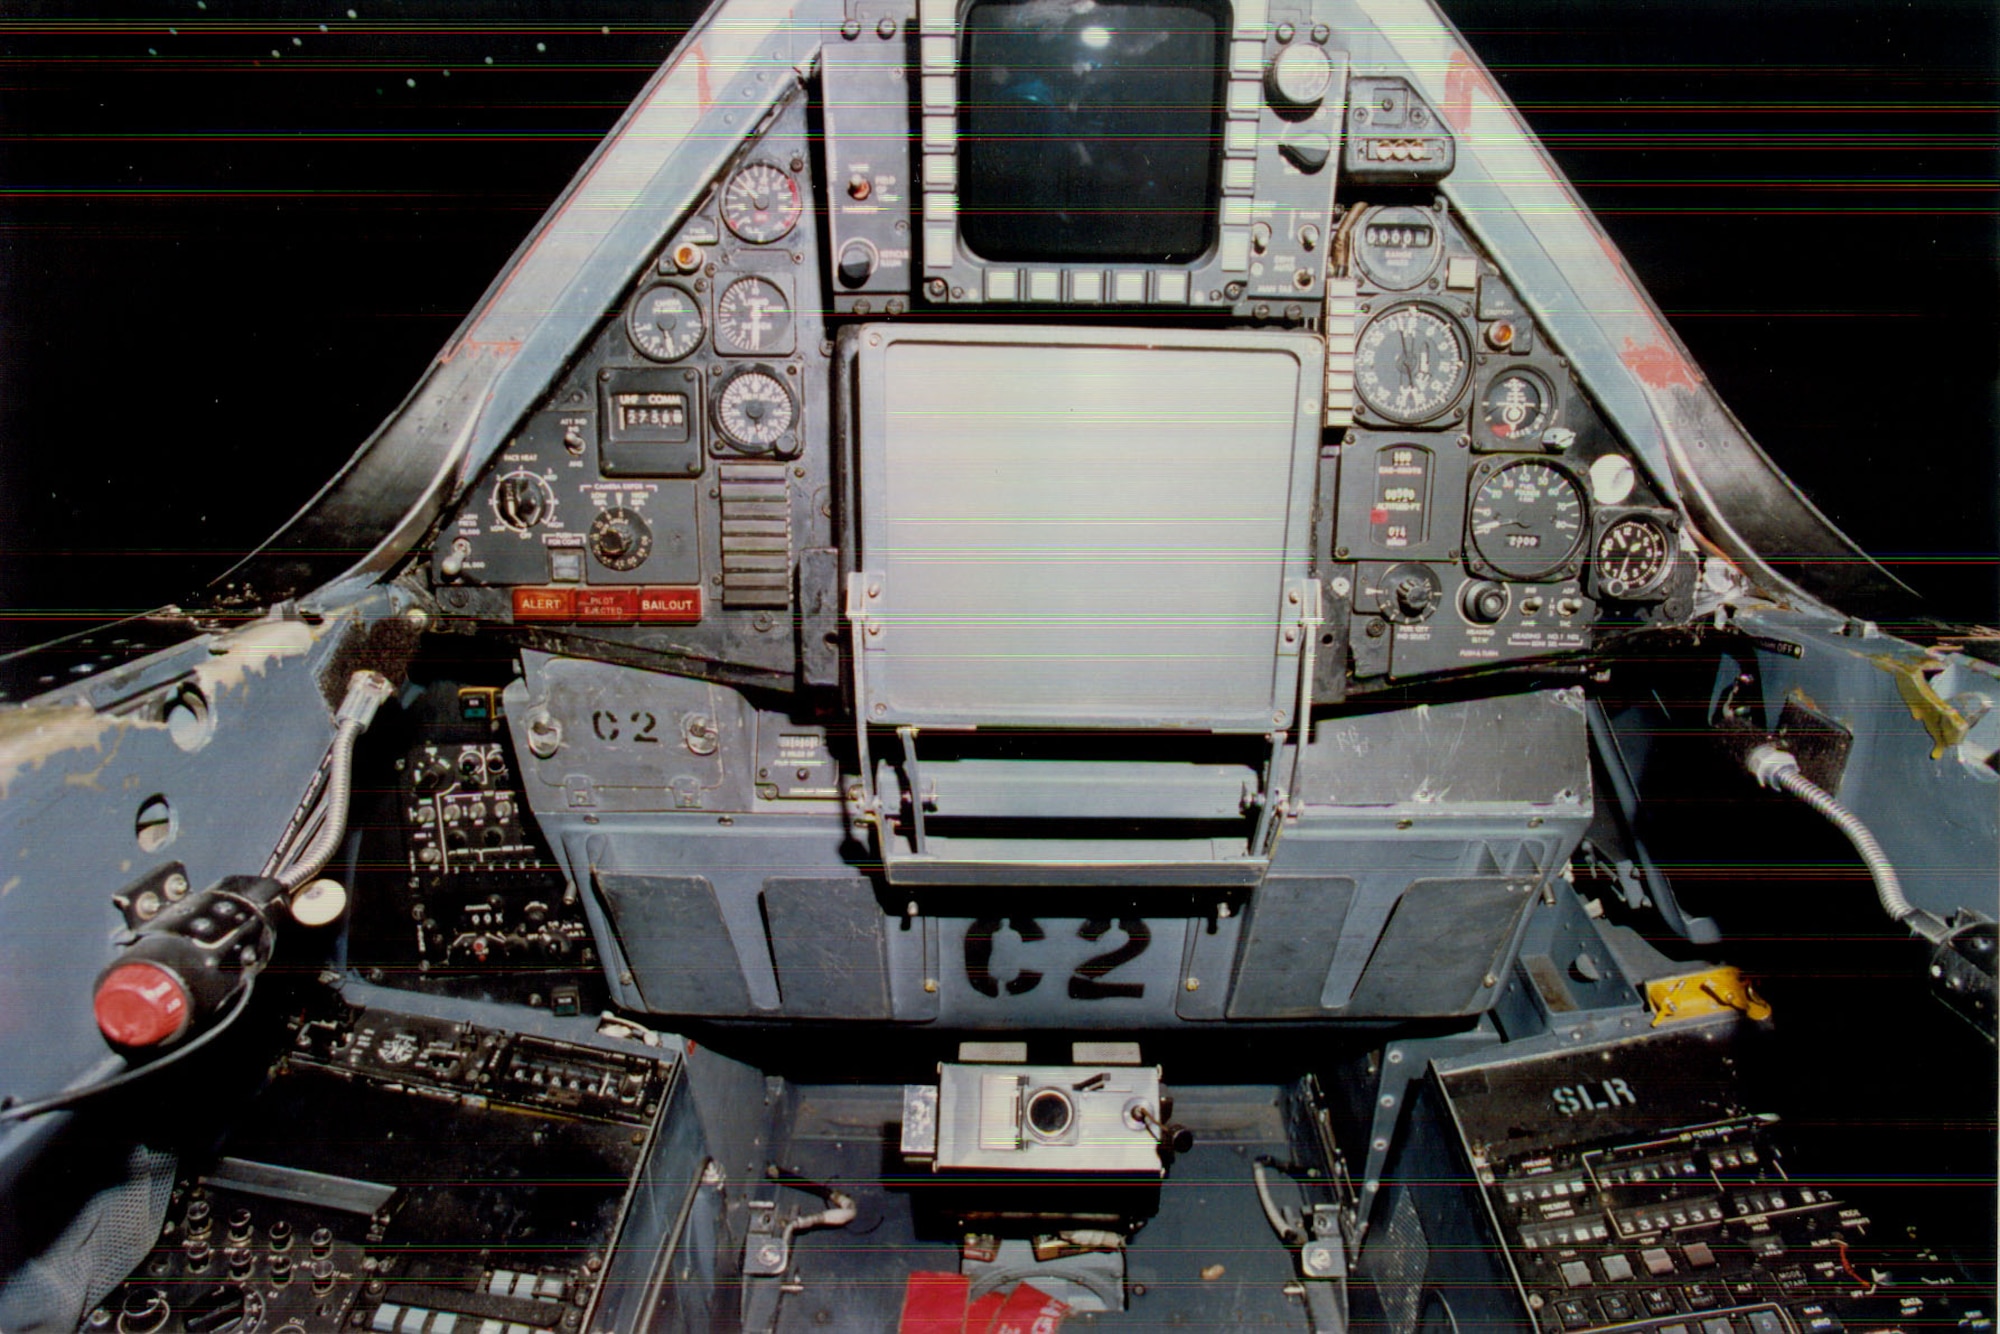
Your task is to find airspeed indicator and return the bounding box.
[1468,459,1586,580]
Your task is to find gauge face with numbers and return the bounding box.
[1355,304,1470,424]
[1595,514,1674,599]
[1481,368,1554,444]
[626,283,704,362]
[715,369,795,452]
[720,163,803,244]
[1469,459,1587,580]
[715,277,793,355]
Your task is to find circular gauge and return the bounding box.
[715,276,794,355]
[490,470,554,531]
[715,369,795,452]
[1355,303,1471,424]
[626,283,705,362]
[1595,514,1674,600]
[1468,459,1588,580]
[1352,204,1444,290]
[588,506,654,572]
[720,162,803,244]
[1480,368,1554,444]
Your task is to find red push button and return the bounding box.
[94,961,191,1047]
[512,587,575,621]
[574,587,640,622]
[638,587,703,623]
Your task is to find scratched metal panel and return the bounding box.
[1297,689,1590,807]
[595,872,754,1015]
[1341,877,1537,1017]
[762,877,892,1020]
[1226,877,1356,1019]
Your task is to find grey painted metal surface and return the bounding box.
[0,590,405,1180]
[847,324,1325,731]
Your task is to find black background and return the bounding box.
[1,0,1995,655]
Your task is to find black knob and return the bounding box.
[185,1240,213,1272]
[117,1288,172,1334]
[496,474,546,528]
[836,241,877,289]
[270,1255,293,1285]
[310,1259,337,1294]
[1394,574,1438,619]
[226,1247,254,1279]
[184,1199,212,1237]
[596,522,632,558]
[226,1208,253,1243]
[1460,581,1509,624]
[268,1219,293,1251]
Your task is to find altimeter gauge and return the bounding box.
[1355,303,1470,424]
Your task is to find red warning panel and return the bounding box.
[511,587,576,621]
[638,586,704,623]
[899,1272,970,1334]
[574,587,640,622]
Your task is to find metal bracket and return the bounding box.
[1255,578,1324,857]
[898,725,929,856]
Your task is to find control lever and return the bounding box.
[91,670,394,1055]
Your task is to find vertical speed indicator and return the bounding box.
[1468,459,1587,580]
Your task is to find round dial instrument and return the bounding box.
[1480,368,1554,444]
[1355,304,1470,424]
[715,277,793,355]
[715,369,795,452]
[1352,205,1443,290]
[490,471,554,531]
[1595,514,1674,599]
[626,283,704,362]
[588,506,654,572]
[1468,459,1587,580]
[720,163,803,244]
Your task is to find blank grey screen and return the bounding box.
[869,341,1304,725]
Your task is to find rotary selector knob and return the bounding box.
[1380,562,1442,624]
[1394,574,1439,620]
[1460,580,1510,625]
[588,506,653,572]
[1266,45,1334,114]
[493,472,552,531]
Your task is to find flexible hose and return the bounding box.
[1746,744,1930,933]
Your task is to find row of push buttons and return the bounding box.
[1553,1297,1784,1333]
[1525,1219,1611,1250]
[370,1305,552,1334]
[1507,1175,1588,1205]
[1598,1156,1701,1187]
[1617,1199,1725,1235]
[1560,1243,1716,1290]
[511,586,702,623]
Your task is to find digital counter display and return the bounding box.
[1364,222,1434,250]
[609,391,690,441]
[958,0,1225,264]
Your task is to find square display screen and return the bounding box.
[958,0,1226,264]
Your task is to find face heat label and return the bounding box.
[1553,1076,1637,1116]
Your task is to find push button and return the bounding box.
[1560,1260,1593,1289]
[1683,1242,1717,1269]
[1641,1248,1675,1277]
[1600,1253,1634,1283]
